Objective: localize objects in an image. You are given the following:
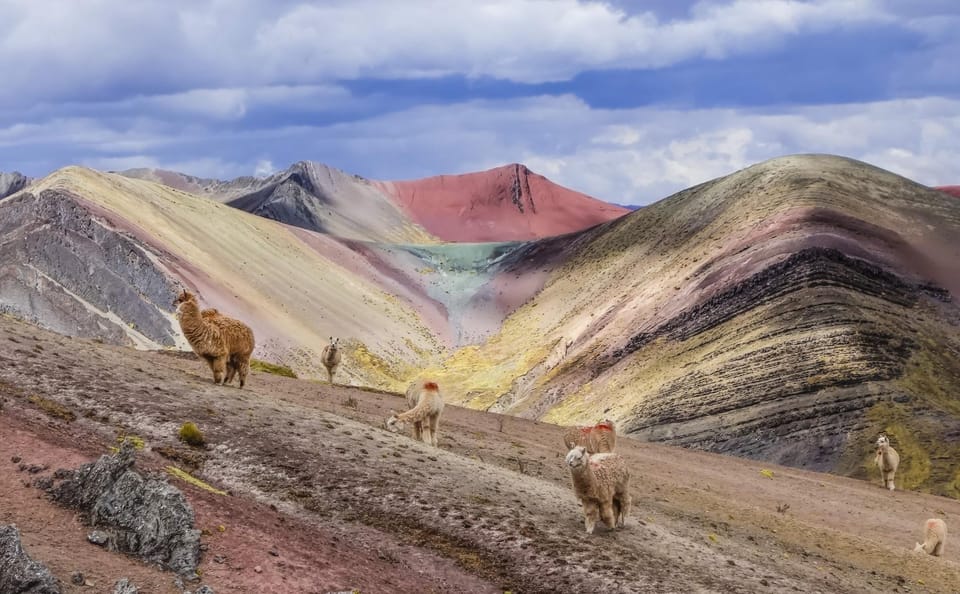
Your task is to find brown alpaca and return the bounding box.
[321,336,341,383]
[566,446,631,534]
[174,290,255,387]
[562,419,617,453]
[385,380,444,447]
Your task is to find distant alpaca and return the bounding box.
[174,290,255,387]
[874,434,900,491]
[386,380,444,447]
[321,336,341,384]
[914,518,947,556]
[565,446,631,534]
[562,419,617,453]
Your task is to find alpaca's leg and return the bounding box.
[326,367,333,383]
[582,500,599,534]
[429,413,440,446]
[212,356,227,384]
[412,421,423,442]
[224,357,237,385]
[237,356,250,388]
[615,492,631,528]
[421,424,433,446]
[599,500,617,529]
[933,541,943,556]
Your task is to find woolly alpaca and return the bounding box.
[385,380,444,447]
[174,290,255,387]
[565,446,631,534]
[874,434,900,491]
[562,419,617,454]
[320,336,341,384]
[914,518,947,556]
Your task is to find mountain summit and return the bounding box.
[375,163,630,242]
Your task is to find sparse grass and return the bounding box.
[27,394,76,422]
[250,358,297,378]
[178,422,206,447]
[165,466,227,496]
[116,433,145,450]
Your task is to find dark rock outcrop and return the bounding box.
[0,524,61,594]
[0,189,180,347]
[45,442,201,575]
[0,171,29,200]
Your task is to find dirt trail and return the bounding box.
[1,314,959,593]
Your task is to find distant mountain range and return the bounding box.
[3,156,959,496]
[121,161,628,243]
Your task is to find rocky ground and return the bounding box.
[1,313,959,593]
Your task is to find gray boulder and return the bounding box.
[113,578,138,594]
[0,171,28,199]
[46,442,201,575]
[0,524,61,594]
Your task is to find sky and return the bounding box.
[0,0,958,205]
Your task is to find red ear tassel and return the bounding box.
[423,381,439,391]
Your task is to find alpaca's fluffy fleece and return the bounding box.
[874,434,900,491]
[565,446,631,534]
[562,420,617,454]
[320,336,342,384]
[174,290,255,387]
[914,518,947,556]
[386,380,444,447]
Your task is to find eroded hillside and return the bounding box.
[431,155,960,498]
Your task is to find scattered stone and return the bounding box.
[113,578,138,594]
[0,525,61,594]
[11,455,21,463]
[254,565,262,573]
[71,571,85,585]
[46,442,201,574]
[88,530,109,546]
[212,555,226,564]
[195,587,215,594]
[268,549,279,557]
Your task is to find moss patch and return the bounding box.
[27,394,76,422]
[250,358,298,378]
[165,466,227,496]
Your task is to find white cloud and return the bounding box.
[0,0,892,107]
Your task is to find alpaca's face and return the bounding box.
[385,415,402,433]
[877,435,890,448]
[565,446,589,468]
[173,290,195,310]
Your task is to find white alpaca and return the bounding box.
[914,518,947,556]
[875,434,900,491]
[565,446,631,534]
[321,336,341,384]
[386,380,444,447]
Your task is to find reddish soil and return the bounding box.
[936,186,960,199]
[375,164,629,242]
[2,315,960,593]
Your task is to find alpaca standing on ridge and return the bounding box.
[321,336,341,384]
[566,446,631,534]
[875,434,900,491]
[174,289,255,387]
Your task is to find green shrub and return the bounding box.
[178,422,205,447]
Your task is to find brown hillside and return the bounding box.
[2,315,959,593]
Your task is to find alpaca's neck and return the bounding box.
[178,301,220,347]
[397,393,434,423]
[571,463,596,492]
